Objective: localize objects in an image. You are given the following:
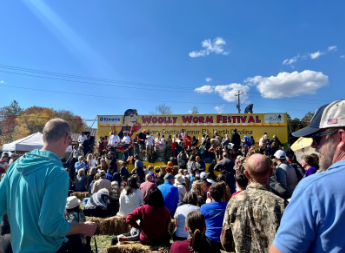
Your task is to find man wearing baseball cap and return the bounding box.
[270,100,345,253]
[274,150,298,199]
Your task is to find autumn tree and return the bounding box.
[189,106,199,114]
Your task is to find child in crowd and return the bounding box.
[64,196,91,253]
[170,211,220,253]
[232,174,249,197]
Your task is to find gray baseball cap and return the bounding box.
[293,100,345,137]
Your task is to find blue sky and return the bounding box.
[0,0,344,125]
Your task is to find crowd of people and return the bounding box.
[1,99,345,253]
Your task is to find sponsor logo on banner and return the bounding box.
[99,116,122,124]
[264,114,284,123]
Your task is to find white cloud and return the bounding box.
[283,56,299,65]
[194,83,249,102]
[310,51,323,59]
[194,85,214,94]
[341,55,345,58]
[245,70,328,99]
[205,77,212,82]
[189,37,229,58]
[214,83,249,102]
[0,81,5,84]
[283,45,337,65]
[214,105,225,113]
[328,46,337,51]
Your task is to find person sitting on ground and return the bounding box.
[75,156,89,173]
[216,174,231,203]
[91,170,112,194]
[0,213,12,253]
[86,167,97,191]
[200,183,227,251]
[117,176,144,217]
[232,174,248,197]
[88,173,100,196]
[111,172,125,200]
[221,154,287,252]
[108,172,124,215]
[173,192,200,242]
[127,188,171,246]
[155,171,165,187]
[174,174,187,204]
[301,155,317,177]
[64,196,91,253]
[110,224,140,246]
[96,158,108,172]
[170,211,221,253]
[105,169,113,181]
[75,169,87,192]
[147,165,155,180]
[140,174,157,202]
[119,161,130,179]
[192,180,207,207]
[86,153,97,168]
[84,188,110,218]
[158,173,179,217]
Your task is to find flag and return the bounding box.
[327,118,338,125]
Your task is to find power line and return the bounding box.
[0,83,312,111]
[0,63,334,104]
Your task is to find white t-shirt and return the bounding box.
[89,159,97,168]
[146,135,154,146]
[109,135,120,147]
[78,135,87,144]
[174,204,200,238]
[117,188,143,217]
[122,136,131,145]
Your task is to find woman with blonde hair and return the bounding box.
[87,153,97,168]
[75,169,87,192]
[192,181,207,207]
[97,158,108,172]
[170,211,220,253]
[86,167,97,190]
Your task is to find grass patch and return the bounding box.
[91,235,113,253]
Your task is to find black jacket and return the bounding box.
[214,158,235,175]
[231,133,241,148]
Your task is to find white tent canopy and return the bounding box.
[3,132,72,152]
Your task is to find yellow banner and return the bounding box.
[97,111,288,145]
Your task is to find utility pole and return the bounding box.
[234,90,243,114]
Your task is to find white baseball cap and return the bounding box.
[274,150,286,159]
[200,172,207,179]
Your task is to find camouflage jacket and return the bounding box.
[220,182,287,253]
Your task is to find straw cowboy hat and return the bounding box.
[65,196,81,209]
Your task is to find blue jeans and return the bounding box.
[134,148,140,157]
[123,144,130,161]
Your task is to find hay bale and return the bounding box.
[86,215,131,235]
[70,191,89,201]
[107,241,170,253]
